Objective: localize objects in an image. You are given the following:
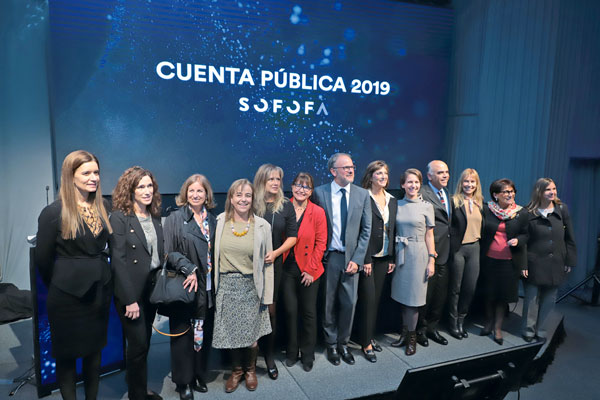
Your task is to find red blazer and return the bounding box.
[283,199,327,280]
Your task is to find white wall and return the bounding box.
[0,0,54,289]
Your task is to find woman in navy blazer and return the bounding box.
[281,172,327,371]
[110,166,164,400]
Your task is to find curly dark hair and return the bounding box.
[112,166,162,218]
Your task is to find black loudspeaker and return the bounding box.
[393,341,543,400]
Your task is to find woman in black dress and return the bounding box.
[110,167,163,400]
[253,164,297,379]
[520,178,576,341]
[479,178,528,345]
[35,150,113,400]
[163,174,215,399]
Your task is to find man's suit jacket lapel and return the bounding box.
[323,184,334,229]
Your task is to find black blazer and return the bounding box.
[35,200,111,298]
[109,210,164,306]
[525,203,577,286]
[364,194,397,264]
[420,184,451,265]
[480,204,529,270]
[163,206,216,319]
[449,202,485,254]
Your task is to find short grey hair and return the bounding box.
[327,153,352,171]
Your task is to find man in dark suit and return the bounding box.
[418,160,451,346]
[314,153,372,366]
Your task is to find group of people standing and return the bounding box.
[35,150,576,400]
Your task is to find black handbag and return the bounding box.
[149,258,195,317]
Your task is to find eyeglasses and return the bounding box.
[500,190,515,195]
[333,165,356,172]
[293,184,312,192]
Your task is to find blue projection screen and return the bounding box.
[48,0,453,192]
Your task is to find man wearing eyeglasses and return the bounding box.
[418,160,451,347]
[314,153,372,366]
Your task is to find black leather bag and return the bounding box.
[149,259,195,316]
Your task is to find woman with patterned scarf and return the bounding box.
[479,178,528,345]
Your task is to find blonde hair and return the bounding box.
[59,150,112,240]
[253,164,285,217]
[224,179,255,221]
[175,174,216,209]
[452,168,484,209]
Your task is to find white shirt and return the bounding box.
[369,189,392,257]
[429,181,449,216]
[330,180,351,252]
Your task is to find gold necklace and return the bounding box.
[231,220,250,237]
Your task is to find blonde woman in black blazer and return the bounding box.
[110,167,164,400]
[447,168,485,340]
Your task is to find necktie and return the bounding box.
[340,188,347,246]
[438,190,447,214]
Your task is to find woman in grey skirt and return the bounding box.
[212,179,274,393]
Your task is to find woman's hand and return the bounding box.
[426,260,435,278]
[183,272,198,293]
[124,302,140,320]
[388,263,396,273]
[363,263,372,276]
[521,269,529,278]
[300,272,314,287]
[507,238,518,247]
[264,250,276,264]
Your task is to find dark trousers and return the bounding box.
[281,258,320,361]
[448,242,480,321]
[169,306,214,385]
[418,262,449,333]
[355,257,389,347]
[322,251,359,346]
[116,299,156,400]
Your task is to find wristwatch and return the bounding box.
[428,253,437,259]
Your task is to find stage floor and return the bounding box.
[0,301,578,399]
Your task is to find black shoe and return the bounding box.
[192,377,207,393]
[479,327,492,336]
[267,364,279,380]
[146,390,163,400]
[363,348,377,363]
[371,339,383,352]
[338,345,355,365]
[448,326,463,340]
[285,350,300,367]
[302,359,313,372]
[176,384,194,400]
[327,346,341,366]
[522,334,535,343]
[457,318,468,338]
[416,331,429,347]
[427,330,448,345]
[493,335,504,345]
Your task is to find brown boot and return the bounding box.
[405,331,417,356]
[225,349,244,393]
[244,346,258,391]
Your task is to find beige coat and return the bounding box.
[214,213,274,304]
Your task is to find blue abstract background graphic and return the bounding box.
[48,0,453,192]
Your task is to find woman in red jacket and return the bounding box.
[281,172,327,371]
